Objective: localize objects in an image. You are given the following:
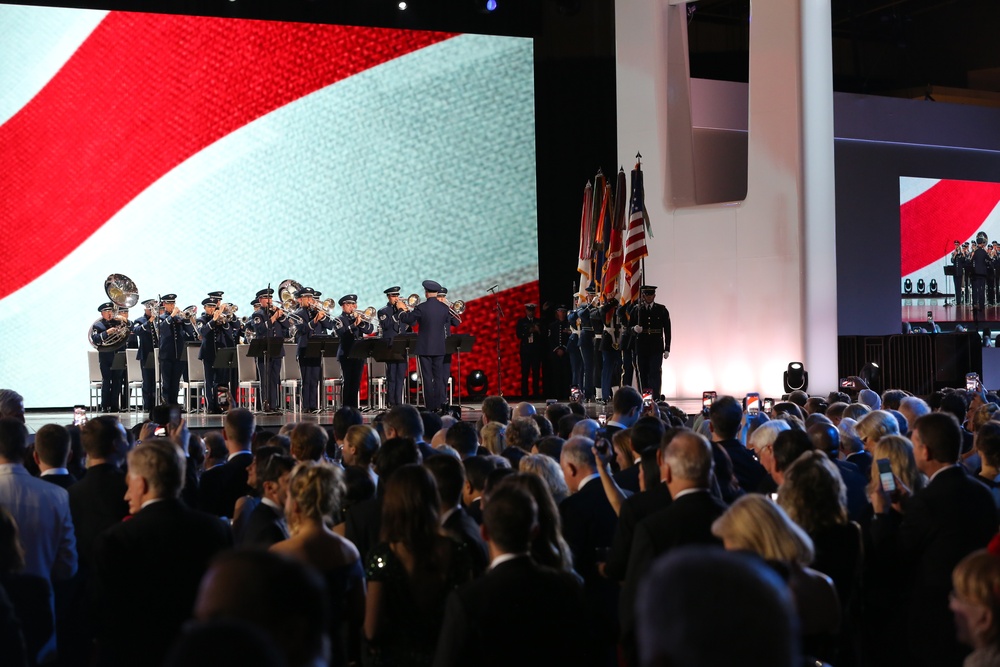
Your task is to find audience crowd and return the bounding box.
[2,380,1000,667]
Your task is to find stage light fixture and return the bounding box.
[398,1,407,9]
[783,362,808,393]
[903,279,912,294]
[486,0,498,10]
[860,362,880,389]
[917,279,925,293]
[930,279,938,293]
[408,370,420,396]
[466,369,488,397]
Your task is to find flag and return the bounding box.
[591,171,611,291]
[602,167,627,299]
[577,180,595,293]
[621,160,650,303]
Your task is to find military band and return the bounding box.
[198,295,238,414]
[378,286,411,407]
[90,303,128,412]
[330,294,374,411]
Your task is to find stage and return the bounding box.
[22,397,706,436]
[902,301,1000,329]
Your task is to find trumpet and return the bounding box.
[218,303,238,323]
[357,306,378,323]
[397,293,420,310]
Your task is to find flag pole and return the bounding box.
[636,151,645,288]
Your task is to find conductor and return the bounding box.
[399,280,452,412]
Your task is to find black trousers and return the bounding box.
[520,349,543,398]
[419,355,446,411]
[99,353,124,411]
[256,357,283,411]
[636,349,663,399]
[341,357,363,410]
[385,361,406,406]
[160,359,183,406]
[300,360,321,411]
[140,355,156,409]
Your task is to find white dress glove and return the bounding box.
[663,351,670,360]
[633,325,643,334]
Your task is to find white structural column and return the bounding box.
[615,0,838,398]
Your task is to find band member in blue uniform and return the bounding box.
[331,294,374,411]
[569,286,597,400]
[198,297,236,413]
[599,297,624,403]
[547,306,572,400]
[437,287,460,400]
[293,287,334,413]
[516,303,544,399]
[157,294,197,406]
[399,280,452,412]
[630,285,671,399]
[132,299,159,410]
[378,286,411,407]
[91,302,127,412]
[251,288,290,412]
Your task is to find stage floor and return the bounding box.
[24,397,705,434]
[902,301,1000,326]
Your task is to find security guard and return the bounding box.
[517,303,544,399]
[198,296,236,413]
[132,299,159,409]
[91,302,127,412]
[157,294,197,406]
[547,305,572,400]
[569,286,597,400]
[332,294,374,410]
[630,285,671,399]
[251,288,290,412]
[399,280,452,412]
[378,286,411,406]
[293,288,334,413]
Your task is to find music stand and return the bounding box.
[348,339,378,411]
[302,336,337,411]
[390,334,418,403]
[944,265,955,307]
[247,337,285,413]
[143,353,159,405]
[444,334,476,412]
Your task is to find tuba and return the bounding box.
[278,279,303,305]
[89,274,139,351]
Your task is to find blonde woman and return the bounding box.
[519,453,570,505]
[950,549,1000,665]
[480,422,506,456]
[868,435,926,497]
[271,462,365,666]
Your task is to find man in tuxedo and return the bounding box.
[559,436,620,664]
[871,412,997,667]
[199,407,255,518]
[424,454,489,575]
[33,424,76,489]
[433,485,591,667]
[94,438,231,667]
[619,431,727,667]
[709,396,768,494]
[240,454,294,548]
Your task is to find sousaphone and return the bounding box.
[88,274,139,351]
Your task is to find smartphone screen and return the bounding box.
[966,372,979,392]
[746,393,760,416]
[839,378,854,389]
[154,426,166,437]
[598,414,607,426]
[642,392,653,408]
[877,458,896,493]
[763,398,774,412]
[72,405,87,426]
[702,391,716,410]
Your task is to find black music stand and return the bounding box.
[247,337,284,413]
[444,334,476,412]
[303,336,338,411]
[348,339,378,411]
[390,334,418,403]
[944,265,955,307]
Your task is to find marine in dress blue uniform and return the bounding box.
[132,299,159,410]
[292,288,334,413]
[630,285,671,399]
[331,294,374,411]
[157,295,197,406]
[516,303,544,399]
[378,286,411,407]
[91,302,127,412]
[198,296,236,413]
[399,280,452,412]
[620,300,637,389]
[569,286,598,399]
[599,298,624,402]
[547,306,572,400]
[251,288,290,412]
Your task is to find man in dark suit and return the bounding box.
[94,439,232,667]
[239,454,294,548]
[462,456,496,525]
[33,424,76,489]
[619,431,727,667]
[559,436,620,664]
[398,280,458,412]
[383,404,435,461]
[871,412,997,667]
[612,414,663,495]
[709,395,767,494]
[199,408,255,519]
[425,454,489,576]
[433,485,591,667]
[603,386,643,441]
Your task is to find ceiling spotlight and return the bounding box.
[486,0,498,10]
[398,1,407,9]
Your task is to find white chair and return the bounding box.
[236,344,259,410]
[281,344,301,413]
[87,350,102,411]
[322,356,343,409]
[181,343,206,413]
[369,361,387,411]
[125,353,144,412]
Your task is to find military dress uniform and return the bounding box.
[198,298,237,413]
[599,300,624,402]
[251,288,291,412]
[157,296,197,406]
[91,302,126,412]
[331,294,375,411]
[378,286,411,407]
[567,312,583,391]
[516,304,544,399]
[569,288,597,399]
[620,302,637,389]
[951,243,965,305]
[630,286,671,399]
[132,300,159,409]
[589,300,605,400]
[293,288,334,413]
[399,280,452,412]
[547,307,572,400]
[972,238,990,317]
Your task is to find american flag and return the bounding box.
[621,160,650,303]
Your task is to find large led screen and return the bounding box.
[0,5,538,407]
[900,177,1000,321]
